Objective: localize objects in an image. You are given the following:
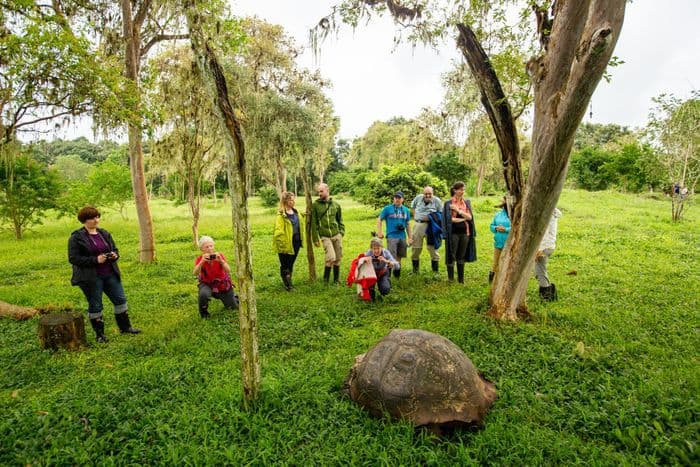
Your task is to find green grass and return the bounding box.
[1,190,698,465]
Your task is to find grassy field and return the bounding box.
[1,189,698,465]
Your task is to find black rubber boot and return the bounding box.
[393,268,400,279]
[323,266,331,284]
[431,260,439,273]
[488,271,495,283]
[457,263,465,284]
[282,272,292,291]
[412,260,419,273]
[539,284,558,301]
[332,265,340,284]
[115,312,141,334]
[89,317,108,343]
[447,264,454,282]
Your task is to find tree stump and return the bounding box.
[38,312,87,351]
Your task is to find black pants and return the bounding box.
[198,284,238,313]
[278,245,301,278]
[447,233,468,265]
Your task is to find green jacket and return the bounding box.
[310,198,344,242]
[273,209,305,254]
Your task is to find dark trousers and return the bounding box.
[370,273,392,296]
[447,233,468,265]
[278,245,300,278]
[198,284,239,313]
[78,273,128,319]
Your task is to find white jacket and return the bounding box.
[539,208,562,251]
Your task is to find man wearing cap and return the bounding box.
[410,186,443,274]
[376,191,411,278]
[365,237,400,300]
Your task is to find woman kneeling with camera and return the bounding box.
[194,236,239,318]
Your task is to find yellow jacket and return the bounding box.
[273,209,305,254]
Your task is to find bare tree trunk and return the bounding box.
[122,0,156,263]
[456,1,626,320]
[275,160,287,198]
[301,166,317,280]
[187,3,261,404]
[475,162,486,197]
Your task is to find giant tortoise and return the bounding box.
[344,329,497,430]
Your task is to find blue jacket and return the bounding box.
[489,208,511,249]
[426,211,443,250]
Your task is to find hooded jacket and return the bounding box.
[273,208,305,254]
[490,208,511,249]
[310,197,344,242]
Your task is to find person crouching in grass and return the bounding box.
[365,237,400,301]
[193,236,239,318]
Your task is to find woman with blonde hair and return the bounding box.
[273,191,305,291]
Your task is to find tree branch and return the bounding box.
[133,0,152,30]
[141,33,189,57]
[456,22,523,203]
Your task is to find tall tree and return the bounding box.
[185,0,260,404]
[316,0,626,320]
[1,1,125,165]
[146,45,226,246]
[646,91,700,221]
[116,0,187,262]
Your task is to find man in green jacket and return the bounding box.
[311,183,345,284]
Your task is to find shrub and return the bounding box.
[351,163,448,209]
[257,185,279,208]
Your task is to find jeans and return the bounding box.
[78,274,128,319]
[370,273,392,296]
[199,284,239,313]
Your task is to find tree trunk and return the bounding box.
[489,1,626,320]
[275,160,287,198]
[456,2,626,320]
[301,166,317,280]
[122,0,156,263]
[187,3,261,404]
[475,162,486,197]
[38,312,87,351]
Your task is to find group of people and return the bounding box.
[271,182,561,303]
[69,185,561,342]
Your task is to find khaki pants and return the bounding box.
[411,222,439,261]
[534,248,553,287]
[321,233,343,267]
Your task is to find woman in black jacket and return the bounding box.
[442,181,477,283]
[68,206,140,342]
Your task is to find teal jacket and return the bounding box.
[489,208,511,249]
[273,209,305,254]
[310,198,344,242]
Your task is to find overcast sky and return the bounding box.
[230,0,700,140]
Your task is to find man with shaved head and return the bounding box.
[311,183,345,284]
[410,186,443,274]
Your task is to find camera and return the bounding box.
[396,224,405,231]
[104,252,116,260]
[208,254,217,260]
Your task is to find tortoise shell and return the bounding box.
[344,329,497,428]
